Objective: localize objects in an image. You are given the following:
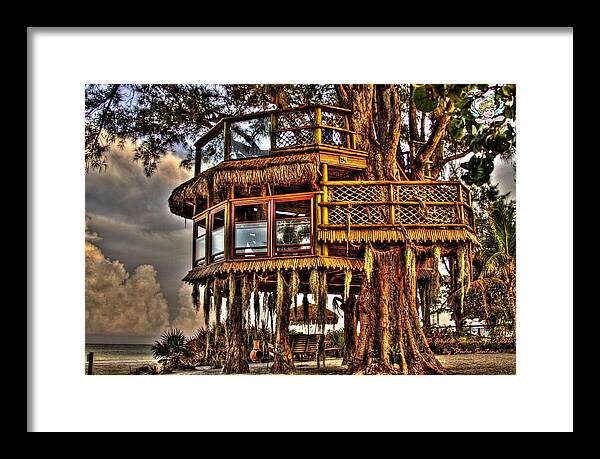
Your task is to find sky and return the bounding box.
[85,141,205,343]
[85,134,516,344]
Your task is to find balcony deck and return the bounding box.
[194,104,367,174]
[318,180,478,245]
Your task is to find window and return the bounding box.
[274,198,312,255]
[230,117,271,159]
[193,217,207,265]
[211,208,225,262]
[234,203,268,258]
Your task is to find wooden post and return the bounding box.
[388,183,395,225]
[314,107,322,145]
[225,187,234,260]
[457,184,465,225]
[195,145,202,175]
[320,163,329,257]
[87,352,94,375]
[315,193,322,255]
[344,113,351,149]
[223,120,231,160]
[192,220,196,268]
[270,113,277,151]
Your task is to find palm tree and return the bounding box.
[151,328,192,372]
[470,200,516,330]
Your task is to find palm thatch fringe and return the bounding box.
[169,153,320,218]
[214,277,223,326]
[289,269,300,317]
[182,256,364,283]
[228,272,236,310]
[276,270,285,311]
[203,279,212,328]
[309,269,319,306]
[319,228,480,245]
[427,246,441,308]
[241,274,250,329]
[343,269,352,302]
[364,243,374,283]
[192,283,200,313]
[252,272,260,329]
[318,270,328,334]
[405,245,416,297]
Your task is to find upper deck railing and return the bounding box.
[195,105,358,174]
[320,181,476,231]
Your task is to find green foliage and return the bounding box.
[325,329,345,348]
[151,328,193,372]
[85,84,336,175]
[460,154,495,185]
[413,85,438,112]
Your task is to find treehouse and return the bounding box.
[168,104,478,373]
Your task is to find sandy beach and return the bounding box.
[86,353,516,375]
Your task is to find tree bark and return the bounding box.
[349,246,445,375]
[337,84,402,181]
[271,277,295,374]
[223,281,250,374]
[340,295,358,365]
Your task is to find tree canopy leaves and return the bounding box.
[85,83,515,184]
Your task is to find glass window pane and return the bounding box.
[194,218,207,264]
[275,199,311,255]
[230,117,271,159]
[199,130,225,171]
[195,236,206,263]
[235,222,268,256]
[211,209,225,260]
[234,203,268,258]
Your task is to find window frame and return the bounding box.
[231,200,270,259]
[209,202,227,263]
[192,214,208,267]
[272,195,314,257]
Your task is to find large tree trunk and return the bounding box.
[223,281,250,374]
[337,84,402,181]
[340,295,358,365]
[271,274,295,374]
[349,245,445,375]
[337,84,446,374]
[418,281,432,328]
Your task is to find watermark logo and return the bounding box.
[468,89,505,125]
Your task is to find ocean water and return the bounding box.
[84,343,158,375]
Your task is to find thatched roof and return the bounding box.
[169,153,320,219]
[319,228,480,246]
[289,303,339,325]
[183,256,364,284]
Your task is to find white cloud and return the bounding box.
[85,223,204,339]
[171,283,206,337]
[85,240,171,337]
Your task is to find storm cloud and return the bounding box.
[86,141,194,321]
[85,226,205,339]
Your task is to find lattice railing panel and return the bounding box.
[276,111,314,129]
[325,182,470,227]
[329,204,389,225]
[274,129,315,148]
[329,185,388,203]
[321,128,346,147]
[396,204,459,225]
[393,184,459,203]
[321,110,346,128]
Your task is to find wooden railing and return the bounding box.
[319,180,476,231]
[195,105,358,174]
